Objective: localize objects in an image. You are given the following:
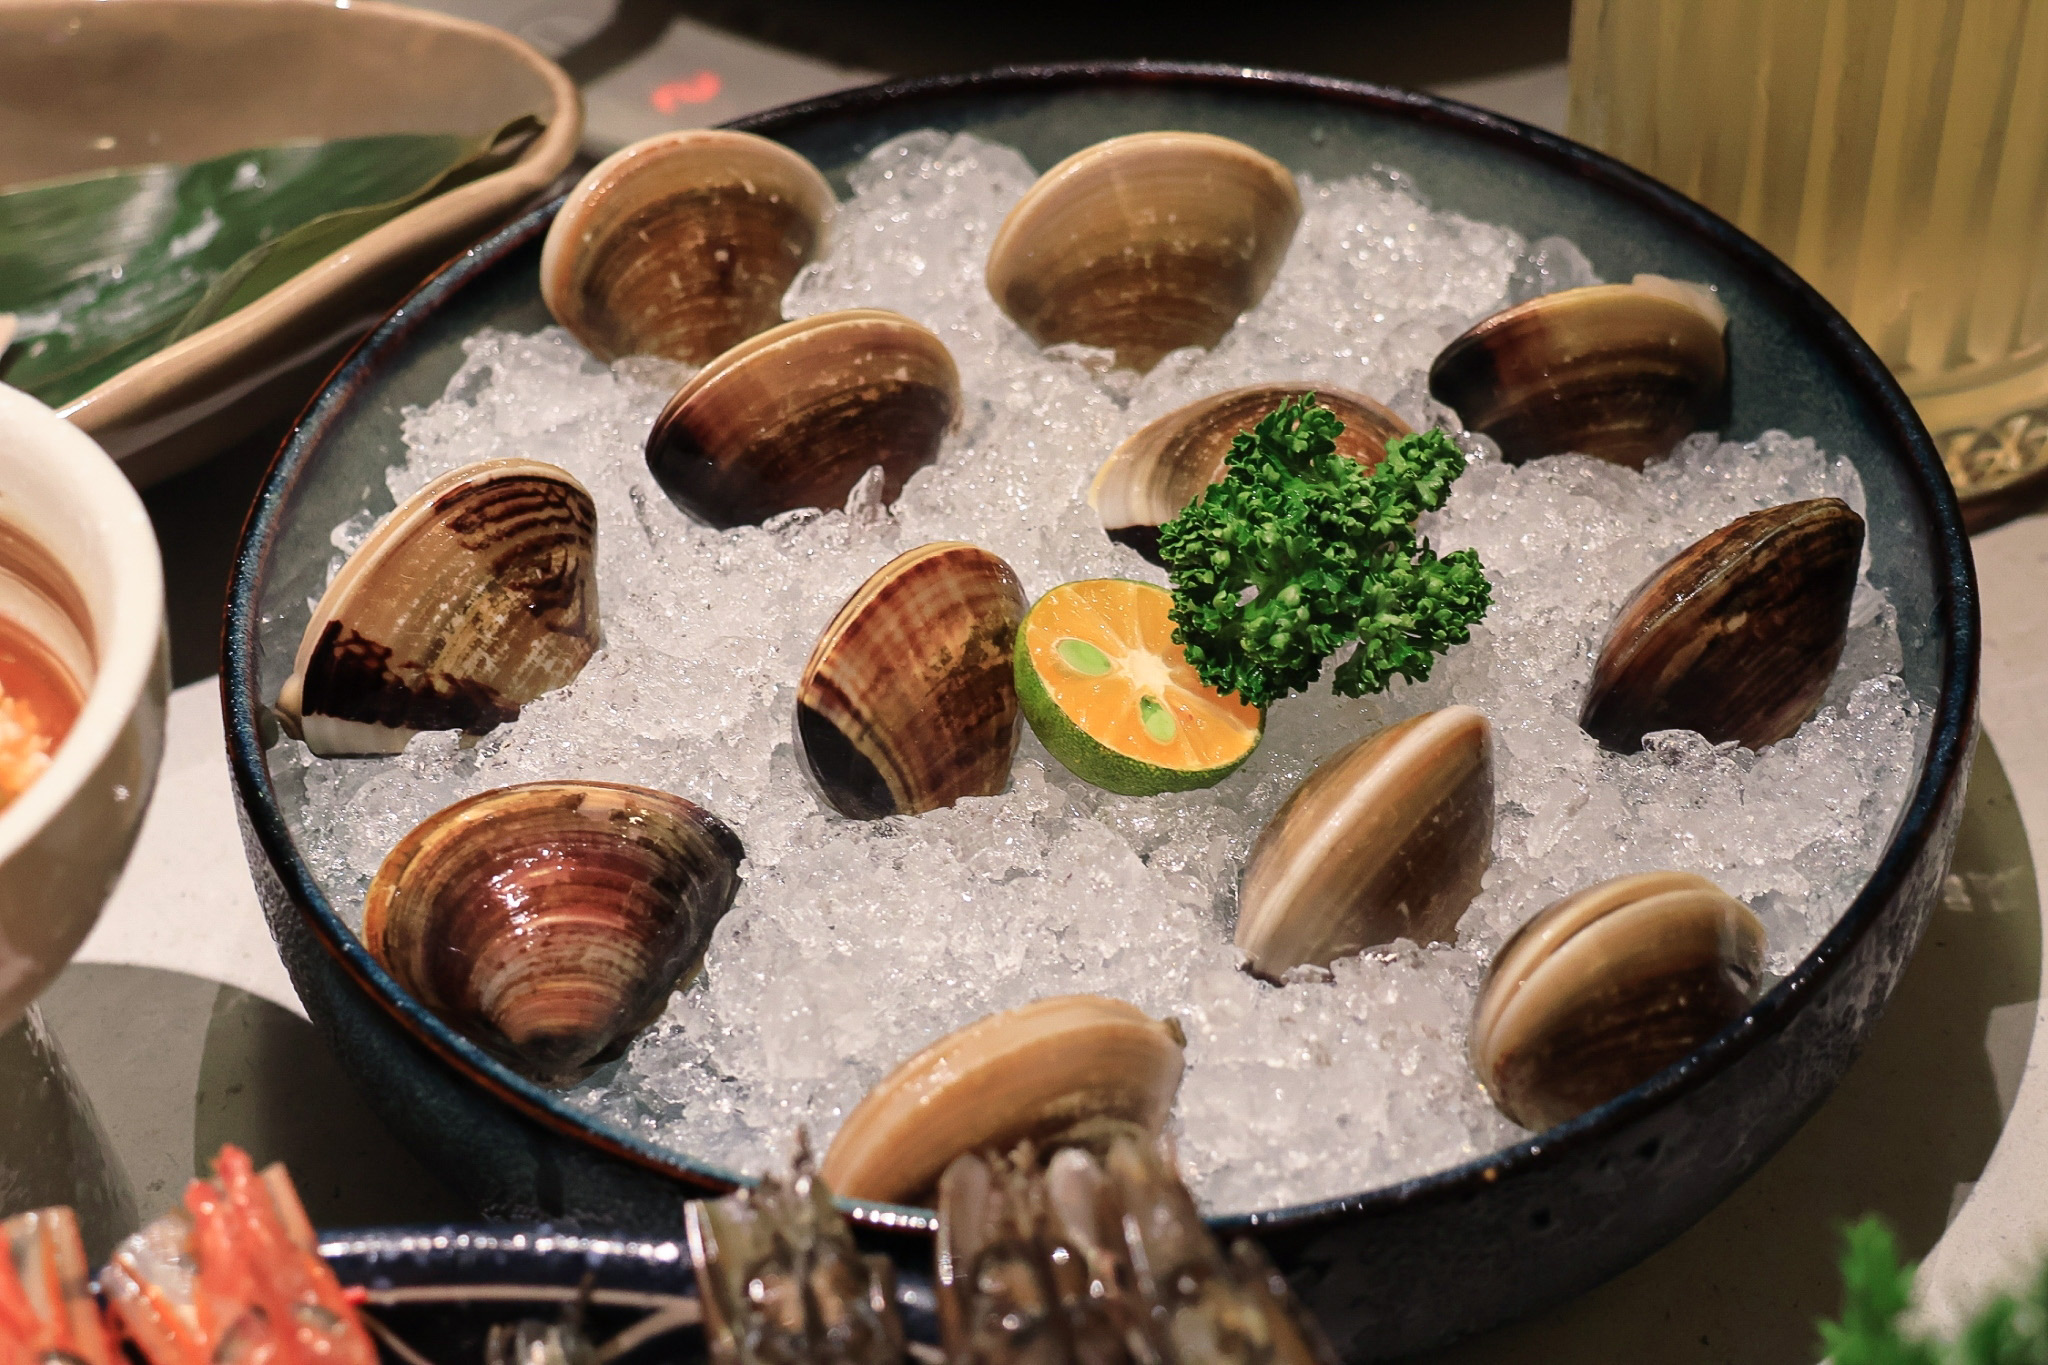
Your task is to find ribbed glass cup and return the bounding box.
[1568,0,2048,509]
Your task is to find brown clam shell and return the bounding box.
[645,309,960,529]
[1470,870,1765,1130]
[1235,706,1493,981]
[274,459,599,758]
[1089,383,1410,562]
[540,130,835,365]
[796,541,1026,820]
[1580,497,1864,752]
[1428,275,1729,468]
[985,132,1303,373]
[820,994,1187,1207]
[362,780,743,1088]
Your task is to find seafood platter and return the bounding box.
[224,66,1976,1357]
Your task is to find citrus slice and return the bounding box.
[1015,578,1263,795]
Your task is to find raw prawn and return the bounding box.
[0,1206,117,1365]
[101,1145,376,1365]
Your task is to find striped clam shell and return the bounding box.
[540,129,835,366]
[796,541,1027,820]
[1088,383,1410,562]
[1428,275,1729,468]
[1235,706,1494,982]
[1470,870,1765,1130]
[362,780,743,1088]
[644,309,960,529]
[821,994,1187,1206]
[275,459,599,758]
[985,132,1303,374]
[1580,497,1864,752]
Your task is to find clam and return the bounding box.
[274,459,599,758]
[1428,275,1729,468]
[685,1140,904,1365]
[1470,870,1766,1130]
[1580,497,1864,752]
[797,541,1027,820]
[645,309,960,528]
[1235,706,1493,982]
[819,994,1187,1206]
[985,132,1302,372]
[361,780,743,1088]
[539,129,835,365]
[1090,383,1411,561]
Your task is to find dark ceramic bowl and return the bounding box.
[320,1225,938,1365]
[225,63,1980,1359]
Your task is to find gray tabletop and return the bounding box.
[17,8,2048,1361]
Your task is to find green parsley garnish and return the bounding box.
[1156,393,1492,708]
[1819,1216,2048,1364]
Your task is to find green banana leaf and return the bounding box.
[0,117,541,407]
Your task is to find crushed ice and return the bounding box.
[272,131,1928,1214]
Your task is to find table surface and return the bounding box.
[23,10,2048,1361]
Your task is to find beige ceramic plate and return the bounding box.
[0,0,582,485]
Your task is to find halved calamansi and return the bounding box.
[1014,578,1263,795]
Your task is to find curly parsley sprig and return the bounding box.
[1155,393,1491,708]
[1819,1216,2048,1365]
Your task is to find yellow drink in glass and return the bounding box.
[1569,0,2048,509]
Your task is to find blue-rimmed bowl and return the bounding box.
[321,1225,938,1365]
[225,63,1979,1360]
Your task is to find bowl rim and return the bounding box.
[10,0,583,469]
[222,59,1981,1236]
[0,383,164,865]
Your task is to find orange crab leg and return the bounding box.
[0,1235,39,1356]
[32,1223,77,1361]
[213,1150,305,1365]
[197,1148,376,1365]
[107,1264,213,1365]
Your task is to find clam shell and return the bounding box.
[1089,383,1410,562]
[1235,706,1493,981]
[1470,870,1765,1130]
[1428,275,1729,468]
[985,132,1302,373]
[796,541,1027,820]
[819,995,1187,1206]
[540,130,834,365]
[362,780,743,1088]
[645,308,960,529]
[274,459,599,758]
[1580,497,1865,752]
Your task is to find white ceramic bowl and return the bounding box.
[0,384,167,1028]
